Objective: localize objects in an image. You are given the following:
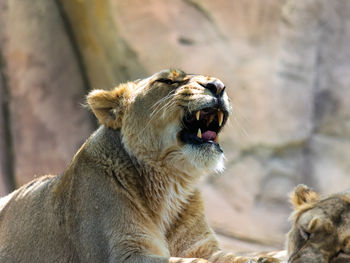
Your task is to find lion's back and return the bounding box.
[0,175,77,263]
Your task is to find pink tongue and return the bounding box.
[202,130,217,141]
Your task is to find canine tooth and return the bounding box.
[197,128,202,138]
[196,111,200,121]
[207,114,215,126]
[218,110,224,127]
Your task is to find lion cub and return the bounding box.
[287,184,350,263]
[0,69,278,263]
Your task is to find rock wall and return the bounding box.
[0,0,95,187]
[1,0,350,254]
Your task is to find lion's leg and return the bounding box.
[123,254,209,263]
[166,192,280,263]
[123,253,280,263]
[209,251,280,263]
[169,257,210,263]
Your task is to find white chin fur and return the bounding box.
[181,144,225,173]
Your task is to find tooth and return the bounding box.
[196,111,200,121]
[218,110,224,127]
[207,114,215,126]
[197,128,202,138]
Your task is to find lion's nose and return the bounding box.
[205,82,226,97]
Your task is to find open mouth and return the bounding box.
[179,107,228,147]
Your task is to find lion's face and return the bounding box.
[87,69,230,173]
[287,185,350,263]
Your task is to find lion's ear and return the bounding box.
[87,84,131,129]
[291,184,320,209]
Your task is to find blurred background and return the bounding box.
[1,0,350,253]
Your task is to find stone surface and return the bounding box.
[59,0,146,89]
[312,0,350,138]
[0,0,95,186]
[0,80,6,196]
[0,0,15,195]
[310,135,350,195]
[0,62,11,196]
[202,157,286,248]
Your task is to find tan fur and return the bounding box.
[287,184,350,263]
[0,69,278,263]
[290,184,320,209]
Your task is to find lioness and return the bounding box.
[0,69,278,263]
[287,184,350,263]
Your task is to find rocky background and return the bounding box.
[1,0,350,254]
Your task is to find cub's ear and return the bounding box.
[291,184,320,209]
[87,84,131,129]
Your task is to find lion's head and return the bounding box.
[287,184,350,263]
[87,69,230,173]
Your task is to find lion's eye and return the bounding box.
[157,78,175,85]
[300,229,311,240]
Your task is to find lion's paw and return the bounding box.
[169,257,210,263]
[246,256,280,263]
[256,256,280,263]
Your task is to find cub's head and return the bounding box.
[87,69,230,173]
[287,184,350,263]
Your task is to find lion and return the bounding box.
[287,184,350,263]
[0,69,279,263]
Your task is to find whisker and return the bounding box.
[230,104,250,138]
[151,92,178,116]
[161,100,178,119]
[151,90,175,110]
[150,92,176,118]
[141,94,177,133]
